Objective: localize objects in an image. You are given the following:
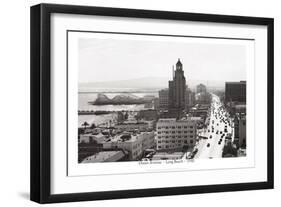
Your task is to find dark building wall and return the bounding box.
[168,59,186,110]
[225,81,246,103]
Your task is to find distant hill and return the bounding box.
[79,77,226,92]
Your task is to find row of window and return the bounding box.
[157,135,194,139]
[157,126,194,129]
[158,131,194,134]
[157,140,194,144]
[157,143,193,149]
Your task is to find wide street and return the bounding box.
[194,94,233,159]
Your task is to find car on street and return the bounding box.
[207,143,210,147]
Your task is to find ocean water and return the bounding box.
[78,92,158,111]
[78,91,158,126]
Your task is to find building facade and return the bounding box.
[102,132,156,160]
[156,118,197,150]
[196,83,207,94]
[168,59,186,110]
[185,87,195,110]
[158,89,169,110]
[138,109,158,121]
[234,115,246,148]
[225,81,246,103]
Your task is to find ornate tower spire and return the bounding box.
[176,58,183,70]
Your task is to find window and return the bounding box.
[190,135,193,138]
[190,131,193,133]
[178,126,182,129]
[190,126,193,129]
[190,140,194,144]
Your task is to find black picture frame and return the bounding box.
[30,3,274,204]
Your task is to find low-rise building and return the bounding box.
[114,121,149,132]
[80,132,108,144]
[156,118,197,150]
[151,151,184,160]
[138,109,158,121]
[102,131,156,160]
[189,104,209,121]
[81,151,125,163]
[195,92,211,104]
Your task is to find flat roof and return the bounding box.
[82,151,124,163]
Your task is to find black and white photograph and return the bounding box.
[77,32,248,163]
[28,3,273,203]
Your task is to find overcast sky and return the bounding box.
[78,36,248,84]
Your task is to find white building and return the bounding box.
[156,118,197,150]
[79,132,107,144]
[102,132,156,160]
[81,151,125,163]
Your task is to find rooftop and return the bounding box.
[82,151,125,163]
[109,131,154,143]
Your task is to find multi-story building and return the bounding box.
[102,132,156,160]
[158,89,169,110]
[80,132,107,144]
[196,83,207,94]
[185,87,195,110]
[153,97,159,110]
[234,114,246,148]
[156,118,197,150]
[168,59,186,110]
[225,81,246,103]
